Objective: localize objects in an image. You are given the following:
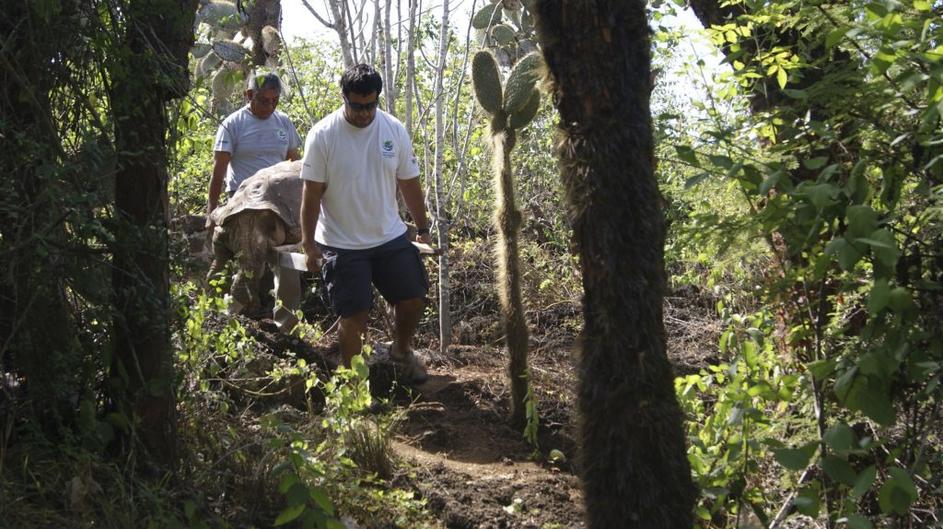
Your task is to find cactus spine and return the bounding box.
[471,49,544,426]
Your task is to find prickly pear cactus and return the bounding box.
[471,29,545,427]
[190,0,255,114]
[502,51,542,115]
[508,89,540,130]
[472,51,504,116]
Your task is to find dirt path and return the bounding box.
[389,347,585,529]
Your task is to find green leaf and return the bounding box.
[773,443,817,471]
[868,279,891,314]
[866,228,900,268]
[825,237,862,271]
[824,422,855,452]
[888,286,913,313]
[804,182,839,209]
[794,486,820,516]
[274,503,306,526]
[709,154,733,169]
[822,455,857,486]
[804,156,829,170]
[351,354,369,380]
[777,67,788,89]
[674,145,699,166]
[851,466,877,498]
[685,173,710,189]
[278,473,299,494]
[843,375,895,426]
[843,514,874,529]
[309,487,335,515]
[806,359,837,380]
[879,468,918,514]
[846,205,878,238]
[826,27,848,49]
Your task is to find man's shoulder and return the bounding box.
[377,109,407,132]
[271,110,297,127]
[311,109,344,134]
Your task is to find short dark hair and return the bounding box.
[340,64,382,97]
[247,72,282,95]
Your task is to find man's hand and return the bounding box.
[204,214,216,231]
[415,230,433,246]
[303,242,323,272]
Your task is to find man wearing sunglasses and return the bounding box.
[300,64,432,384]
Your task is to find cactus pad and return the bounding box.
[472,4,502,29]
[508,89,540,130]
[502,51,542,113]
[472,51,504,115]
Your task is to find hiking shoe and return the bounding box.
[391,349,428,385]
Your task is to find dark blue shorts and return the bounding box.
[318,232,429,317]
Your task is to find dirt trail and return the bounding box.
[390,351,585,529]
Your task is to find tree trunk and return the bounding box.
[244,0,282,67]
[433,0,452,354]
[533,1,696,526]
[404,0,418,135]
[109,0,196,469]
[492,127,530,427]
[327,0,355,67]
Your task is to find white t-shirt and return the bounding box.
[300,108,421,249]
[214,106,302,193]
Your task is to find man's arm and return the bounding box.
[397,177,432,245]
[301,180,327,271]
[206,151,232,229]
[286,148,300,161]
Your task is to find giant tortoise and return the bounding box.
[207,160,303,330]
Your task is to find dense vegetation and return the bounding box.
[1,0,940,528]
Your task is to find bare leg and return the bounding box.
[338,310,370,367]
[391,297,428,384]
[391,297,424,358]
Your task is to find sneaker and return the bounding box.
[390,349,428,385]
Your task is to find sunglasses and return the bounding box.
[345,97,379,112]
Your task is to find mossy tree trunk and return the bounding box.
[109,0,197,468]
[533,1,696,526]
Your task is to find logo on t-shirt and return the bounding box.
[382,140,395,158]
[276,129,288,142]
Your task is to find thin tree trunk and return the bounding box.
[382,0,395,114]
[404,0,418,135]
[327,0,355,67]
[433,0,452,353]
[533,1,696,526]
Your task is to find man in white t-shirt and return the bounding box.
[206,72,302,328]
[300,64,432,382]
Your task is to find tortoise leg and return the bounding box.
[206,225,234,293]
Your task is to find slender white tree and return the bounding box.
[432,0,452,353]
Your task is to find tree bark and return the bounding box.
[433,0,452,354]
[533,1,696,526]
[109,0,196,469]
[244,0,282,67]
